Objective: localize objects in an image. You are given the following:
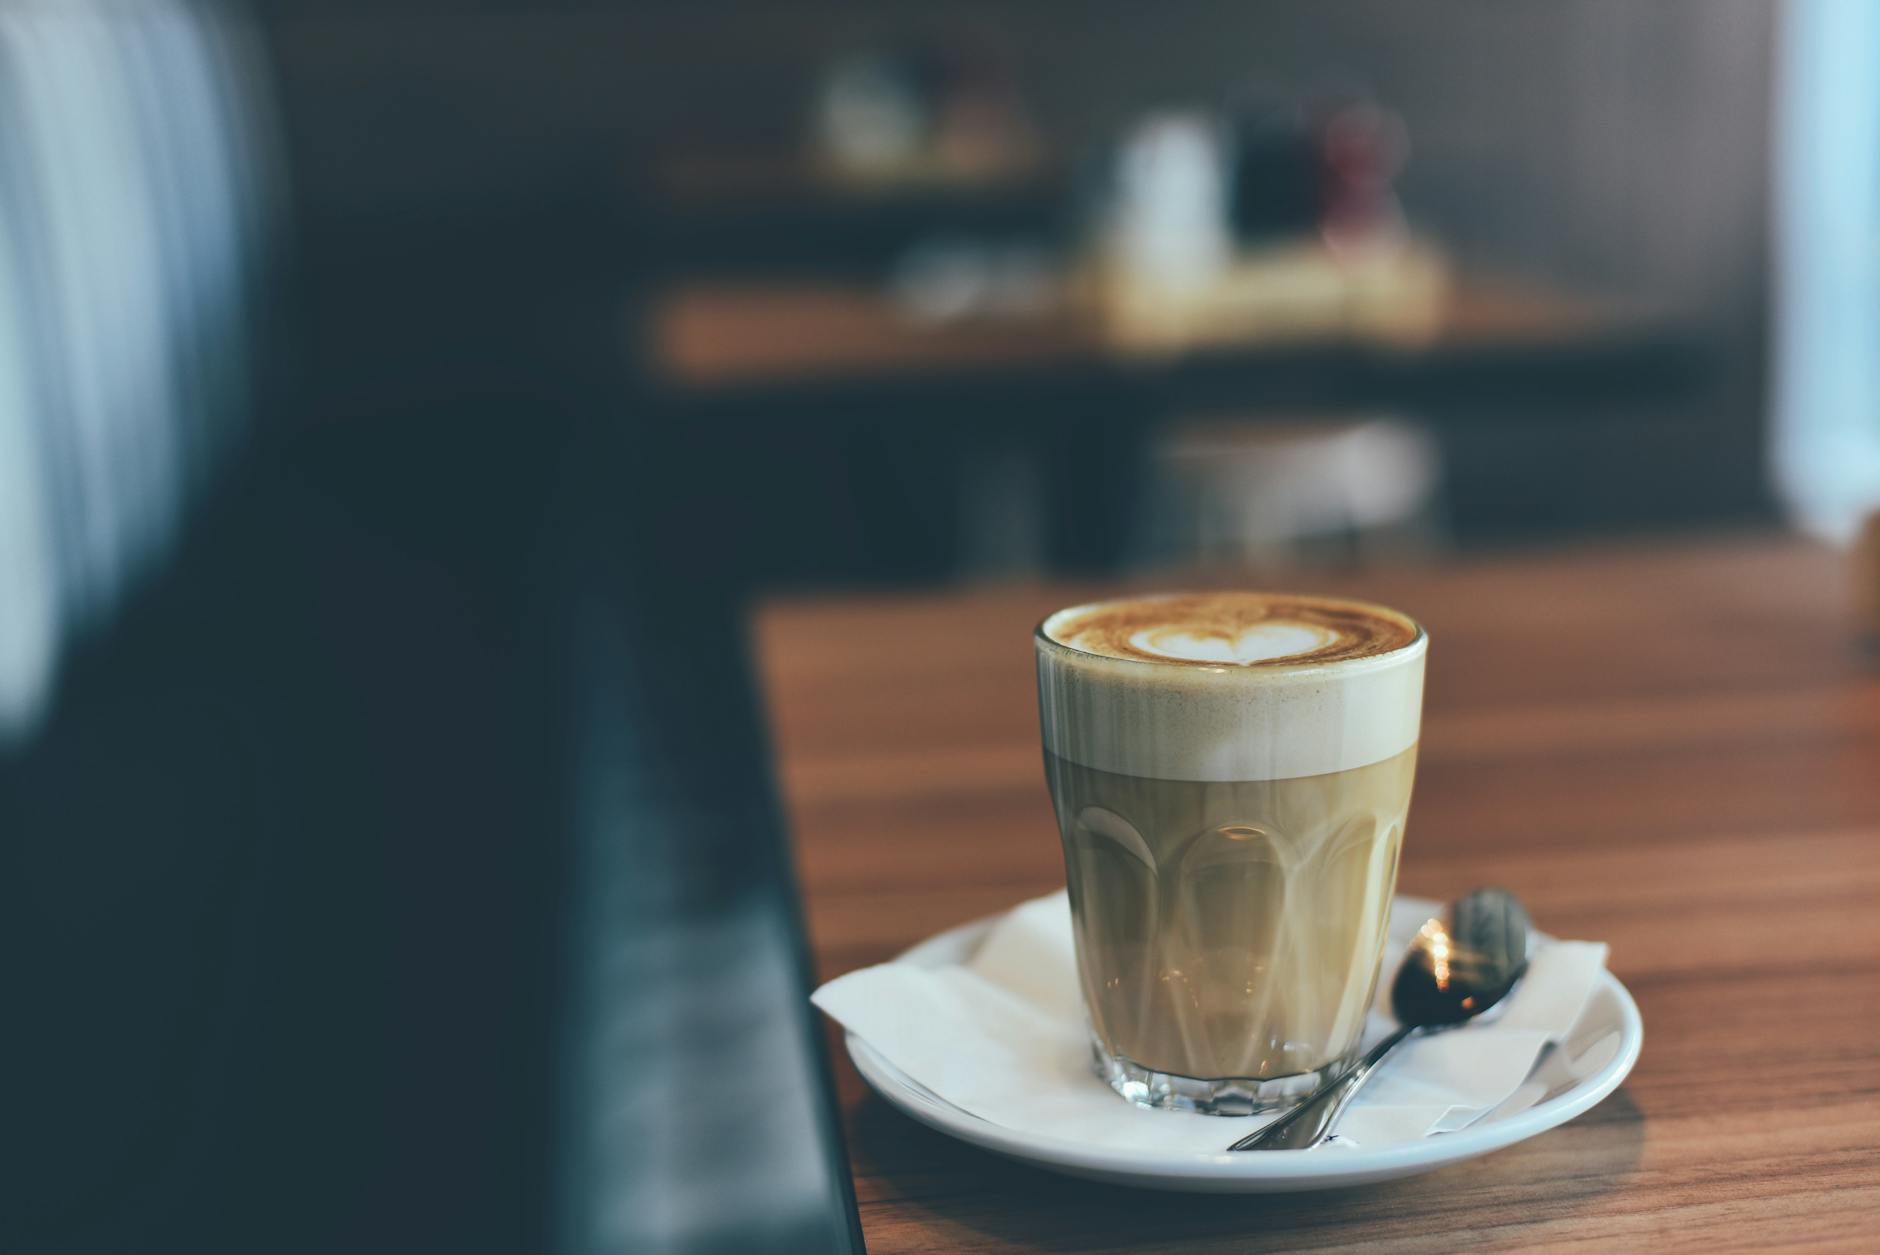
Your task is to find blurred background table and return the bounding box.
[756,536,1880,1252]
[640,272,1709,588]
[647,275,1696,408]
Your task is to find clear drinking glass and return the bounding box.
[1035,595,1427,1114]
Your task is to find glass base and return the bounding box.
[1091,1033,1350,1116]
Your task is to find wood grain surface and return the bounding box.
[652,279,1648,391]
[755,538,1880,1253]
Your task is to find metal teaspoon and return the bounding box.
[1228,886,1531,1152]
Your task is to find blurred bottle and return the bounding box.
[815,51,930,177]
[1224,105,1320,244]
[1315,96,1410,255]
[1084,90,1445,349]
[1096,111,1234,301]
[812,35,1037,185]
[1222,91,1408,252]
[929,34,1039,177]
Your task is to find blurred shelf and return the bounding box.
[641,272,1707,413]
[652,148,1059,212]
[651,281,1087,382]
[641,149,1066,281]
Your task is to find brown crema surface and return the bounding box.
[1046,592,1419,667]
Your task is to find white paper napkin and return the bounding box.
[813,891,1608,1154]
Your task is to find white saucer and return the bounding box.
[845,900,1643,1193]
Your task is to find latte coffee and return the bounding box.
[1036,592,1426,1114]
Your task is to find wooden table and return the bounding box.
[755,537,1880,1252]
[648,276,1698,412]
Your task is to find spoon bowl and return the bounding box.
[1393,887,1531,1026]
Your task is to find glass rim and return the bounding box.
[1033,591,1428,680]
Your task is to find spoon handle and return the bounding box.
[1227,1025,1415,1152]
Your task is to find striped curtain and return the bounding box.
[1773,0,1880,542]
[0,0,280,741]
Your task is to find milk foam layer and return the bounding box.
[1037,592,1426,782]
[1047,592,1418,667]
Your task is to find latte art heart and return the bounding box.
[1130,622,1334,664]
[1045,591,1418,669]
